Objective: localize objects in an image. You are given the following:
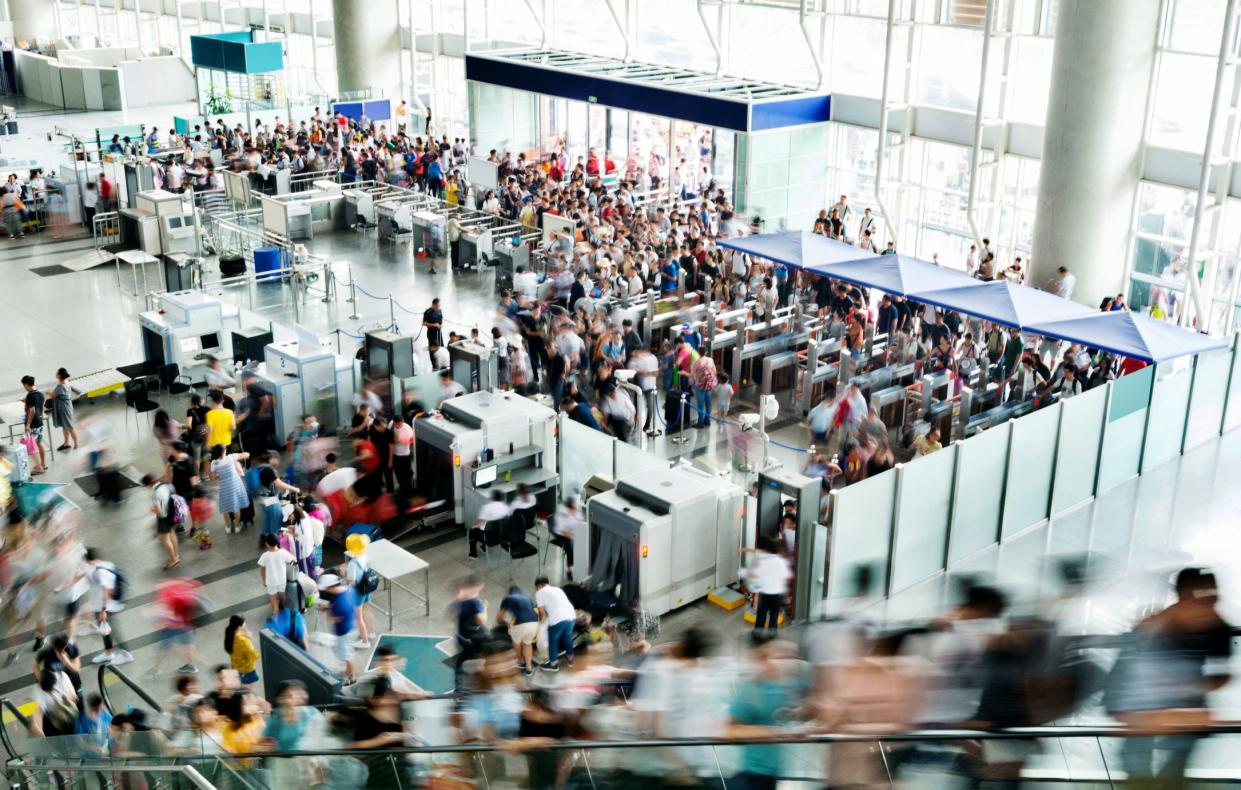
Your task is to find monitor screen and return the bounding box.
[474,465,497,486]
[179,336,200,354]
[200,332,221,350]
[367,345,390,379]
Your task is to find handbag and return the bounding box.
[20,434,37,455]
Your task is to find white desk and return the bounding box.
[363,539,430,629]
[115,249,158,296]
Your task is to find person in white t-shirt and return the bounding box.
[257,534,295,614]
[535,576,576,670]
[742,537,791,635]
[471,492,511,560]
[85,548,133,666]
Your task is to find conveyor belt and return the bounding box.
[69,367,130,399]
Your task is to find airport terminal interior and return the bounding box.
[4,0,1241,787]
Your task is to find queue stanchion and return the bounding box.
[645,390,662,437]
[347,264,360,320]
[671,392,691,445]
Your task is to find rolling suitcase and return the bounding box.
[3,443,31,483]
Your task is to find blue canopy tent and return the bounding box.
[1026,311,1228,364]
[806,253,982,295]
[717,231,882,270]
[911,280,1095,328]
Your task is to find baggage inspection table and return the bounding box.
[364,539,431,630]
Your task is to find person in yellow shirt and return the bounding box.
[205,391,235,451]
[912,428,942,456]
[225,615,259,686]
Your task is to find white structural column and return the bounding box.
[330,0,401,97]
[1030,0,1160,305]
[6,0,58,42]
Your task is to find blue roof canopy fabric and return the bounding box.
[912,280,1095,328]
[717,231,882,270]
[806,253,982,295]
[1027,311,1228,364]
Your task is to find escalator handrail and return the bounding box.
[0,697,31,761]
[97,663,164,716]
[164,721,1241,760]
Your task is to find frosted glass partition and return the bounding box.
[615,441,668,479]
[1050,385,1107,515]
[890,446,956,592]
[1184,348,1232,449]
[1097,366,1153,490]
[947,422,1011,564]
[559,419,614,504]
[828,472,896,598]
[1141,362,1193,472]
[1002,404,1061,538]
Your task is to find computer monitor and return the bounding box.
[179,336,200,354]
[200,332,220,351]
[474,465,497,486]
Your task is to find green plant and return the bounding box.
[205,83,234,115]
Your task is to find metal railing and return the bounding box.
[91,210,119,249]
[7,761,217,789]
[97,663,164,719]
[0,698,30,762]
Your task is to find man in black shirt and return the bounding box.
[368,416,395,493]
[21,374,47,474]
[423,298,444,349]
[620,319,643,363]
[34,635,82,704]
[520,303,549,382]
[926,313,953,348]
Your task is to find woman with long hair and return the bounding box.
[224,615,259,687]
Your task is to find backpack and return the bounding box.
[353,561,381,596]
[104,564,127,603]
[169,492,190,527]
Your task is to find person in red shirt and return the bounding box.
[351,436,381,501]
[604,150,617,174]
[155,578,203,674]
[1117,356,1149,377]
[98,175,115,210]
[586,147,600,177]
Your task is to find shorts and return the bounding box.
[266,584,285,597]
[27,425,43,442]
[64,597,82,617]
[156,519,175,535]
[335,633,355,663]
[239,669,259,685]
[162,627,193,648]
[509,622,538,646]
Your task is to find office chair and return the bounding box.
[123,378,160,428]
[156,363,194,400]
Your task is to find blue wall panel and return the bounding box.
[750,95,831,131]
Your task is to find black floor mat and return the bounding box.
[30,264,73,277]
[74,471,140,498]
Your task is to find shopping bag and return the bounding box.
[20,434,37,455]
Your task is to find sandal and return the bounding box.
[164,559,181,571]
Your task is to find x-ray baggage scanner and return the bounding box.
[139,290,241,378]
[585,465,743,616]
[251,330,356,438]
[414,391,558,526]
[756,467,825,621]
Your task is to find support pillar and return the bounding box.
[1030,0,1160,306]
[6,0,58,43]
[331,0,401,98]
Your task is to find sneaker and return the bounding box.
[177,664,198,674]
[3,653,16,668]
[33,635,45,652]
[353,640,370,649]
[540,661,559,672]
[467,552,478,560]
[111,650,134,666]
[524,666,535,677]
[91,652,114,665]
